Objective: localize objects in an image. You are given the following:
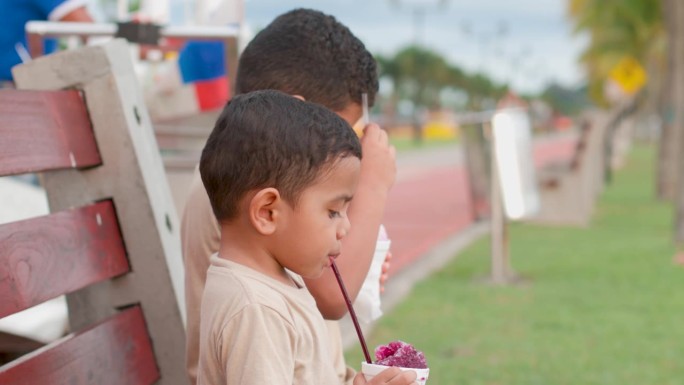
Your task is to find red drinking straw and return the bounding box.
[329,257,373,364]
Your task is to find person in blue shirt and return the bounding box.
[0,0,93,83]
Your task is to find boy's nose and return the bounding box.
[337,215,351,240]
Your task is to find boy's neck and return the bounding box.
[217,223,296,287]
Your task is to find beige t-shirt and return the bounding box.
[181,169,353,384]
[198,256,342,385]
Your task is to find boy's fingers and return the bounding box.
[353,373,368,385]
[386,369,418,384]
[373,367,402,381]
[361,125,375,141]
[362,122,378,135]
[363,123,387,143]
[357,367,419,384]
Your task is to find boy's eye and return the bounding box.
[328,210,341,219]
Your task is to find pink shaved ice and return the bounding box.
[374,340,428,369]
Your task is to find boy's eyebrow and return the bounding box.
[332,194,354,203]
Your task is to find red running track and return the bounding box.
[384,135,578,275]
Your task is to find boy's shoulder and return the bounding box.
[204,255,318,326]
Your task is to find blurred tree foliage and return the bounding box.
[568,0,684,245]
[567,0,665,107]
[375,44,507,120]
[541,83,591,116]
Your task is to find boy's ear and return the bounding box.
[249,188,281,235]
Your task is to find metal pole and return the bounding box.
[26,21,239,40]
[413,7,425,44]
[489,122,511,284]
[118,0,129,20]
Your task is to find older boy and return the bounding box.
[182,8,395,383]
[197,90,414,385]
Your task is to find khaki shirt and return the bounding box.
[198,256,342,385]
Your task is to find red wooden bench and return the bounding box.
[0,39,186,384]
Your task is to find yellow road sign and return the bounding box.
[609,57,647,95]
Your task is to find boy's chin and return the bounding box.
[301,266,328,280]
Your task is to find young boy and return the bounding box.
[197,90,415,385]
[182,8,396,383]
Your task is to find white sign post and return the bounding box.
[488,108,540,284]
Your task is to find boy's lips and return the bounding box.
[327,253,340,267]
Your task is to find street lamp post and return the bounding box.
[460,20,508,77]
[389,0,449,143]
[390,0,449,45]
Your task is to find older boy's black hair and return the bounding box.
[235,8,379,112]
[200,90,362,221]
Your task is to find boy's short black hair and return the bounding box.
[200,90,362,221]
[236,8,379,112]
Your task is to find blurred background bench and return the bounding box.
[527,110,608,226]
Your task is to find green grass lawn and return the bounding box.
[346,144,684,384]
[390,136,459,152]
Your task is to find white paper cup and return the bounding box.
[361,362,429,385]
[369,240,391,283]
[353,239,391,323]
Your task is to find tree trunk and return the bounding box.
[657,0,678,201]
[639,29,666,143]
[671,0,684,243]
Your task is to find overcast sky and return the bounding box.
[244,0,588,94]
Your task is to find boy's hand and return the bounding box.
[353,367,418,385]
[359,123,396,192]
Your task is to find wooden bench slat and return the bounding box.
[0,200,129,318]
[0,306,160,385]
[0,90,101,176]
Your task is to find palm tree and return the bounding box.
[658,0,680,203]
[568,0,684,245]
[568,0,664,106]
[376,45,505,140]
[663,0,684,244]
